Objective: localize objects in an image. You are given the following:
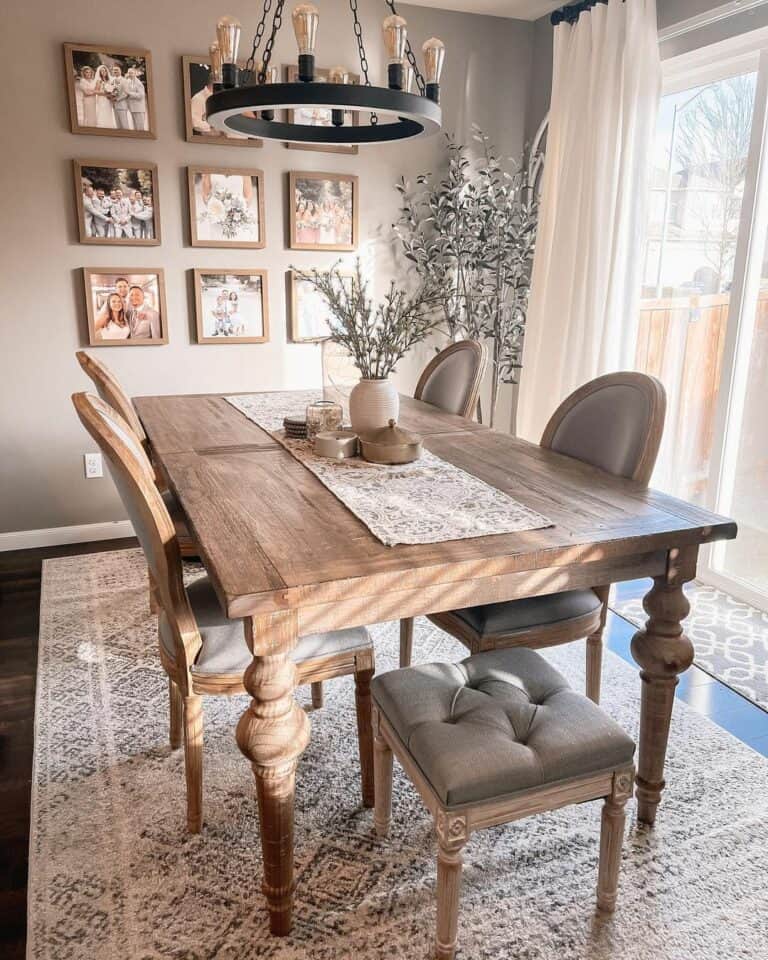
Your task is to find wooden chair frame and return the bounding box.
[414,340,488,420]
[76,350,198,565]
[373,704,634,960]
[400,372,666,705]
[73,392,375,833]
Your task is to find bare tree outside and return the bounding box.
[675,75,756,291]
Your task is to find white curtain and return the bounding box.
[517,0,661,441]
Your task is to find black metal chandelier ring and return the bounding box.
[206,82,441,143]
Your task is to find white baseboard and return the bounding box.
[0,520,135,552]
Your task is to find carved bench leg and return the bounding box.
[168,677,183,750]
[354,652,375,808]
[400,617,414,668]
[597,769,633,913]
[373,706,393,838]
[183,694,203,833]
[236,610,310,936]
[631,548,695,825]
[310,682,324,710]
[435,812,468,960]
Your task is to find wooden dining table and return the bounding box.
[134,390,736,936]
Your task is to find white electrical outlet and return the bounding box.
[84,452,103,479]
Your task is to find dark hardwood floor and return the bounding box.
[0,538,137,960]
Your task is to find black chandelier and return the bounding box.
[205,0,445,145]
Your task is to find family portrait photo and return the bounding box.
[65,43,155,138]
[289,270,353,342]
[84,269,167,346]
[289,172,358,251]
[284,64,359,155]
[74,161,159,245]
[194,270,269,344]
[188,166,265,248]
[183,55,261,147]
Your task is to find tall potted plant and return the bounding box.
[294,261,437,433]
[394,127,540,430]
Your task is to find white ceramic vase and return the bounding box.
[349,378,400,434]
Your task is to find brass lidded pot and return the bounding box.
[359,419,423,465]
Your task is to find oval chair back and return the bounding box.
[414,340,488,419]
[76,350,148,446]
[540,371,666,485]
[71,392,200,684]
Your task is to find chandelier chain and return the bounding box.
[384,0,426,94]
[242,0,273,84]
[349,0,378,124]
[258,0,286,84]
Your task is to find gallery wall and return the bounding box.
[0,0,535,538]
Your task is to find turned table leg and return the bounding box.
[630,547,695,826]
[236,610,310,936]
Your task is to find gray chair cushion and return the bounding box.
[548,383,651,479]
[419,348,479,416]
[160,575,371,676]
[451,588,602,638]
[372,648,635,806]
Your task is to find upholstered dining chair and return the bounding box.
[399,371,666,704]
[413,339,488,419]
[72,391,375,833]
[76,350,197,609]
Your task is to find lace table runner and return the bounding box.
[225,392,553,547]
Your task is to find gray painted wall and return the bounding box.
[0,1,533,536]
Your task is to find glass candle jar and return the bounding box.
[306,399,343,440]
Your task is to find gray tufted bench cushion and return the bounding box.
[371,647,635,806]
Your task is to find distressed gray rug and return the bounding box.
[29,549,768,959]
[612,580,768,711]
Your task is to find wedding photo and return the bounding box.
[65,43,155,138]
[83,268,167,346]
[284,64,359,155]
[182,55,262,147]
[187,166,265,248]
[74,160,160,245]
[289,270,353,342]
[289,172,358,251]
[194,269,269,344]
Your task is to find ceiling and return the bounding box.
[405,0,563,20]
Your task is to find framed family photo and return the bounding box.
[289,172,358,251]
[288,269,353,342]
[182,55,262,147]
[194,269,269,344]
[65,43,156,138]
[74,160,160,245]
[83,268,167,346]
[187,166,265,248]
[283,64,359,155]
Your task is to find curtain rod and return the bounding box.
[551,0,612,27]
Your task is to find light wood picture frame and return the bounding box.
[283,64,360,155]
[182,55,263,147]
[74,160,160,246]
[289,171,358,251]
[187,166,266,249]
[288,269,353,342]
[194,269,270,344]
[64,43,156,139]
[83,268,168,346]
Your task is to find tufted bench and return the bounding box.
[371,647,635,960]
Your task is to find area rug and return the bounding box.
[29,549,768,959]
[612,580,768,712]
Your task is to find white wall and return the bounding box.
[0,0,534,536]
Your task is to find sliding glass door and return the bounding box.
[637,42,768,611]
